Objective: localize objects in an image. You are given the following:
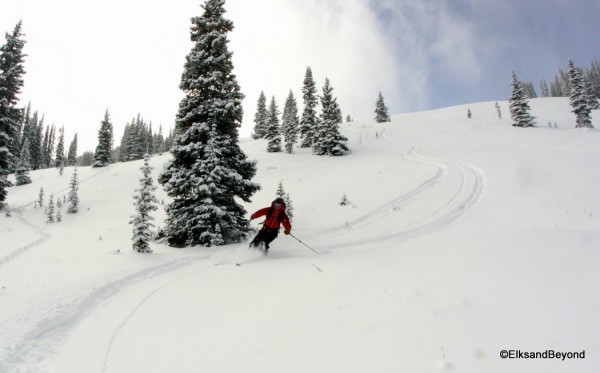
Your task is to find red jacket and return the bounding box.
[251,205,291,233]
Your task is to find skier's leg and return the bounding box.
[250,230,267,248]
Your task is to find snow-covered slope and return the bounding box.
[1,98,599,372]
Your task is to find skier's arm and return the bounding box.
[282,213,291,234]
[250,207,269,220]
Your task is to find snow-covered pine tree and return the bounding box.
[275,181,294,221]
[55,126,65,168]
[67,133,77,166]
[284,192,294,221]
[467,107,472,119]
[567,59,593,128]
[38,187,44,207]
[130,153,158,253]
[252,91,268,139]
[56,208,62,222]
[158,0,260,247]
[299,67,318,148]
[540,79,550,97]
[265,96,282,152]
[583,75,600,110]
[313,78,349,156]
[15,136,32,185]
[67,168,79,213]
[46,194,54,223]
[509,72,535,127]
[374,91,391,123]
[93,110,113,167]
[0,21,26,207]
[495,102,502,119]
[276,180,285,199]
[281,90,299,153]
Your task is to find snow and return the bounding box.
[1,97,599,372]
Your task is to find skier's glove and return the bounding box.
[284,230,290,235]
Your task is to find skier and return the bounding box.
[249,197,291,253]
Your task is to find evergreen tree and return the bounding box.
[521,82,537,98]
[495,102,502,119]
[77,150,94,166]
[281,90,299,153]
[467,107,472,119]
[0,21,26,206]
[55,126,65,167]
[313,78,349,156]
[540,79,550,97]
[299,67,318,148]
[275,181,293,221]
[153,124,165,154]
[67,133,77,165]
[93,110,114,167]
[67,168,79,213]
[158,0,260,247]
[130,153,158,253]
[29,113,43,170]
[509,72,536,128]
[284,192,294,221]
[276,180,285,199]
[14,136,31,185]
[550,76,562,97]
[252,91,268,139]
[374,91,391,123]
[38,187,44,207]
[587,59,600,102]
[265,96,282,152]
[583,72,600,110]
[567,59,593,129]
[147,122,154,155]
[558,68,570,96]
[46,194,54,223]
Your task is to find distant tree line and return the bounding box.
[519,58,600,108]
[252,66,349,156]
[510,58,595,129]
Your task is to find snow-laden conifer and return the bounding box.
[276,181,285,199]
[158,0,260,247]
[266,96,282,152]
[252,91,268,139]
[55,126,65,168]
[281,90,299,153]
[15,136,32,185]
[313,78,349,156]
[374,92,391,123]
[0,21,26,207]
[38,187,44,207]
[567,59,594,129]
[67,168,79,213]
[46,194,54,223]
[93,110,113,167]
[300,67,318,148]
[67,133,77,166]
[276,181,294,221]
[509,72,535,127]
[130,154,158,253]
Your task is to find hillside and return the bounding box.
[1,98,599,372]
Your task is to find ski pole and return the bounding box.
[290,233,319,254]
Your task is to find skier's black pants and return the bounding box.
[251,228,278,250]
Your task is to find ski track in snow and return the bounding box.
[311,129,485,249]
[0,166,112,267]
[0,128,485,372]
[0,255,214,373]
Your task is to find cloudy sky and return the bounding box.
[2,0,599,151]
